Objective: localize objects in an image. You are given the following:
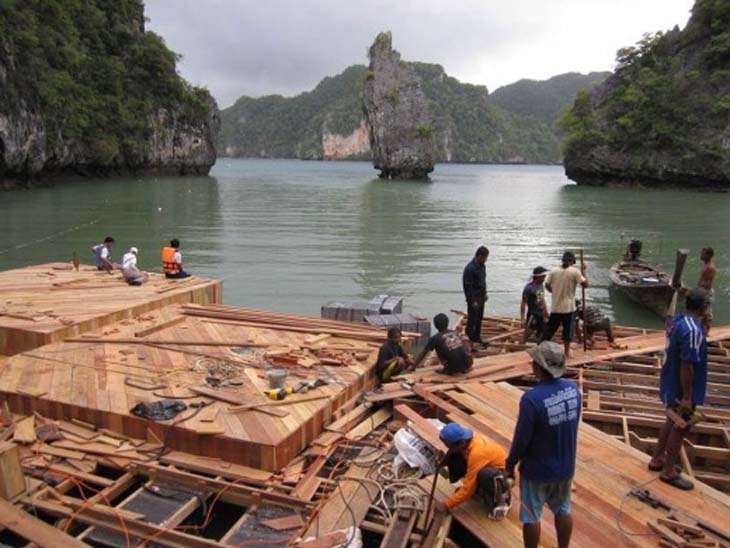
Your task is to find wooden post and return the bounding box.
[0,441,25,500]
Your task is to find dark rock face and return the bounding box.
[0,0,219,189]
[363,32,434,179]
[562,1,730,190]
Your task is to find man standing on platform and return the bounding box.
[541,251,588,359]
[648,288,708,491]
[463,246,489,349]
[697,247,715,334]
[521,266,549,343]
[505,341,581,548]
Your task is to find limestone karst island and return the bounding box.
[0,0,729,547]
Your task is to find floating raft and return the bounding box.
[0,304,385,470]
[0,262,221,355]
[0,264,728,546]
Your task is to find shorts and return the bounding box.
[519,477,572,523]
[526,313,545,331]
[704,289,714,323]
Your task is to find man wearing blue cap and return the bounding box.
[506,340,581,548]
[434,422,509,520]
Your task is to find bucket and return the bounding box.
[266,368,288,389]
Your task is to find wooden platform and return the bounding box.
[410,382,730,547]
[0,305,380,470]
[0,262,222,355]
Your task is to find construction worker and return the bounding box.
[91,236,115,272]
[541,250,588,359]
[374,327,413,384]
[413,313,473,375]
[434,422,510,520]
[162,238,190,279]
[574,299,619,349]
[463,246,489,349]
[506,341,581,548]
[121,247,148,286]
[647,288,708,491]
[521,266,549,343]
[697,247,715,334]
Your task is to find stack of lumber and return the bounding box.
[182,303,419,342]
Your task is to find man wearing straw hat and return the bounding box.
[506,341,581,548]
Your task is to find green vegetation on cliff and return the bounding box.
[217,65,367,159]
[561,0,730,187]
[218,62,607,163]
[0,0,214,170]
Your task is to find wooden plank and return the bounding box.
[647,520,687,545]
[228,394,332,413]
[657,517,704,536]
[36,444,86,461]
[587,390,601,411]
[27,497,220,548]
[0,498,87,547]
[134,315,186,337]
[57,420,98,440]
[260,514,305,531]
[345,407,391,440]
[13,416,35,444]
[0,442,25,500]
[295,531,348,548]
[381,508,417,548]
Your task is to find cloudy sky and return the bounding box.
[145,0,695,109]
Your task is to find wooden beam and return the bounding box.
[25,497,220,548]
[0,498,87,547]
[381,508,418,548]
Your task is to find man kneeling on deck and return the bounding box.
[413,313,473,375]
[574,299,619,349]
[434,422,510,520]
[375,327,413,384]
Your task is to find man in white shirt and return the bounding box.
[121,247,148,286]
[540,251,588,359]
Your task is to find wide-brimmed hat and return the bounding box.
[532,266,548,277]
[527,341,566,378]
[440,422,473,444]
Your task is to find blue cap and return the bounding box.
[439,422,473,444]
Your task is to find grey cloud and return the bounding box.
[145,0,693,108]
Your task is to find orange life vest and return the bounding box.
[161,247,180,274]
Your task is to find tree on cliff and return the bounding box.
[0,0,219,185]
[560,0,730,188]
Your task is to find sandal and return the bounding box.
[659,474,694,491]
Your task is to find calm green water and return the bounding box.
[1,160,728,329]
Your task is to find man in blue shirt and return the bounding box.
[648,288,708,491]
[91,236,115,272]
[462,246,489,348]
[505,341,581,548]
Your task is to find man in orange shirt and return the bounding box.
[435,422,510,520]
